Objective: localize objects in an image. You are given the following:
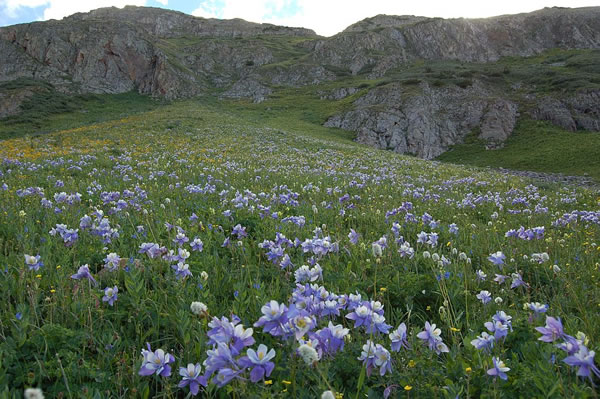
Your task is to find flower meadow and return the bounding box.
[1,104,600,398]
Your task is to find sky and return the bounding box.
[1,0,598,37]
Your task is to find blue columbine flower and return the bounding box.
[535,316,565,342]
[139,344,175,377]
[348,229,360,245]
[190,237,204,252]
[71,265,97,286]
[487,357,510,380]
[389,323,409,352]
[102,286,118,306]
[238,344,276,382]
[563,346,600,380]
[172,262,192,280]
[417,321,449,354]
[254,300,289,337]
[471,332,495,352]
[103,252,120,272]
[476,290,492,305]
[487,251,506,268]
[24,254,43,271]
[178,363,207,396]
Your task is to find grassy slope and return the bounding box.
[0,79,161,140]
[1,49,599,179]
[436,119,600,180]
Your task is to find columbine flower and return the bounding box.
[348,229,360,245]
[102,286,118,306]
[476,290,492,305]
[24,255,43,271]
[103,252,120,271]
[563,346,600,380]
[71,264,97,286]
[298,343,319,365]
[24,388,44,399]
[346,305,372,329]
[525,302,548,316]
[254,300,289,337]
[487,357,510,380]
[178,363,207,396]
[190,237,204,252]
[487,251,506,268]
[358,340,377,376]
[389,323,409,351]
[232,224,247,239]
[239,344,276,382]
[173,232,189,246]
[471,332,495,352]
[510,272,528,289]
[190,301,208,316]
[374,344,393,376]
[139,344,175,377]
[417,322,449,354]
[172,262,192,280]
[231,324,255,354]
[476,269,487,282]
[536,316,565,342]
[449,223,459,235]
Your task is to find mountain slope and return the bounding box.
[1,6,599,162]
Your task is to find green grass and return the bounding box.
[436,118,600,180]
[0,81,163,140]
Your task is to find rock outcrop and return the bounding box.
[0,6,319,99]
[325,82,518,159]
[313,7,600,77]
[531,90,600,131]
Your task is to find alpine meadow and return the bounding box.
[1,5,600,399]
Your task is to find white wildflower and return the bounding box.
[190,302,207,316]
[298,344,319,365]
[24,389,44,399]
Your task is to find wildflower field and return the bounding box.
[1,101,599,398]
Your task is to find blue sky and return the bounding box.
[1,0,598,37]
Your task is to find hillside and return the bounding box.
[1,6,600,174]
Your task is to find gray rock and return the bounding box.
[221,78,272,103]
[531,97,576,131]
[325,82,519,159]
[531,90,600,131]
[479,100,518,142]
[319,87,358,100]
[0,87,34,117]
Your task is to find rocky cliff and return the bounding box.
[1,6,600,158]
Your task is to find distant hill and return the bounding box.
[1,6,599,158]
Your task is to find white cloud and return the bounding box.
[155,0,167,5]
[0,0,147,22]
[192,0,600,36]
[1,0,49,18]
